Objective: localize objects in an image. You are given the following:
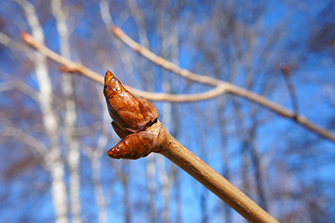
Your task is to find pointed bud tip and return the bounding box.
[107,149,124,159]
[104,70,114,84]
[105,70,114,78]
[20,32,33,44]
[106,149,114,157]
[112,26,122,36]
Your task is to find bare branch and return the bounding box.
[280,64,299,117]
[102,70,277,222]
[1,125,48,159]
[112,26,219,86]
[112,25,335,143]
[156,129,279,223]
[0,32,32,56]
[0,75,40,102]
[21,32,103,84]
[126,85,227,102]
[0,82,14,92]
[20,29,335,142]
[21,32,225,102]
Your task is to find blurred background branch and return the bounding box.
[22,29,335,144]
[112,25,335,143]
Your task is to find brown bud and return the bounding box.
[103,70,158,132]
[107,131,155,159]
[111,121,131,139]
[139,97,159,124]
[104,70,159,159]
[280,64,291,77]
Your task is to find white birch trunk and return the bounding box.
[51,1,82,222]
[17,1,68,222]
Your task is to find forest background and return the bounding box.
[1,0,335,222]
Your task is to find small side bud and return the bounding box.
[107,131,155,159]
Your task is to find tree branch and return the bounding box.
[21,28,335,142]
[21,29,335,142]
[1,125,48,159]
[102,70,278,222]
[20,32,226,102]
[111,25,335,143]
[155,128,278,223]
[280,64,299,117]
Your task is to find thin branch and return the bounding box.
[20,32,225,102]
[112,25,335,143]
[155,128,279,223]
[0,79,39,101]
[20,30,335,142]
[127,85,227,102]
[0,31,33,57]
[21,32,103,84]
[1,125,48,159]
[102,70,277,222]
[0,71,66,106]
[112,26,219,86]
[280,64,299,117]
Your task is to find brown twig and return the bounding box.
[21,30,335,141]
[126,85,227,102]
[155,129,279,223]
[105,110,279,222]
[280,64,299,118]
[112,26,219,86]
[103,71,277,221]
[20,32,225,102]
[103,69,278,221]
[21,32,104,84]
[112,25,335,143]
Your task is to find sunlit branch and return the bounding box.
[156,130,279,223]
[112,26,219,86]
[112,25,335,143]
[20,32,225,102]
[21,32,103,84]
[101,69,277,222]
[21,30,335,142]
[127,85,227,102]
